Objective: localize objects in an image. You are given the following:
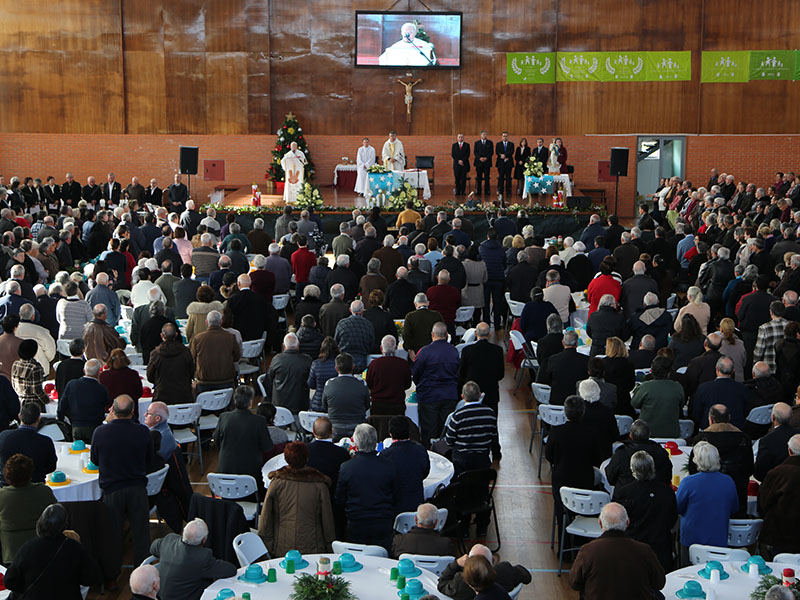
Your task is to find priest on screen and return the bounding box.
[378,22,436,67]
[381,131,405,171]
[355,137,376,196]
[280,141,307,204]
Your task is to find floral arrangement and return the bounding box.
[295,182,324,211]
[367,164,388,174]
[751,574,800,599]
[290,573,357,600]
[523,156,545,177]
[385,179,423,211]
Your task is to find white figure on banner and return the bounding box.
[354,137,376,197]
[280,141,307,204]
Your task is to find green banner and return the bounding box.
[795,51,800,81]
[645,51,692,81]
[598,52,646,82]
[749,50,795,80]
[701,51,750,82]
[556,52,604,81]
[506,53,556,84]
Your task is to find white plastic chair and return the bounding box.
[774,553,800,565]
[168,402,203,473]
[273,294,290,325]
[679,419,695,441]
[331,540,388,557]
[140,555,158,566]
[366,354,382,366]
[536,405,567,477]
[615,415,634,437]
[634,368,651,382]
[207,473,259,523]
[39,424,65,442]
[232,532,270,568]
[197,388,234,432]
[527,383,552,452]
[461,328,477,344]
[238,336,266,378]
[667,293,677,309]
[121,305,135,320]
[509,330,538,392]
[273,406,295,428]
[505,292,525,317]
[257,373,269,398]
[146,464,170,496]
[676,366,687,374]
[557,488,611,574]
[298,410,328,434]
[508,583,523,600]
[393,508,448,534]
[728,519,763,548]
[56,339,72,356]
[746,404,774,426]
[688,544,750,565]
[398,554,452,577]
[454,306,475,336]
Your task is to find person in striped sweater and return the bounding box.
[444,381,499,476]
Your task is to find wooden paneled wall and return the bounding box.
[1,0,800,136]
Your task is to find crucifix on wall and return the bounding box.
[397,78,421,122]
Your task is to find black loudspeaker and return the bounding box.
[179,147,199,175]
[609,147,629,177]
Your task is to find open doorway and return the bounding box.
[636,136,686,204]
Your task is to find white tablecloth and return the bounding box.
[48,442,101,502]
[262,450,453,499]
[663,560,796,599]
[201,553,450,600]
[367,170,431,200]
[522,173,573,199]
[333,164,358,185]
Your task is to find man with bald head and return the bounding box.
[85,271,121,326]
[458,322,504,414]
[334,300,375,370]
[568,502,665,599]
[91,394,155,566]
[755,402,800,481]
[692,355,749,429]
[385,266,417,319]
[225,273,269,341]
[684,332,724,397]
[129,564,160,600]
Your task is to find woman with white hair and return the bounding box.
[577,379,618,462]
[673,285,711,334]
[676,441,738,560]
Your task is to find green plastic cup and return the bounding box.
[390,566,399,581]
[286,559,295,574]
[267,568,277,583]
[332,561,342,575]
[396,575,406,589]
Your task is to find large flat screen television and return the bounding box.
[355,11,462,68]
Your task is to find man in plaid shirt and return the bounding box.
[334,300,374,371]
[754,301,789,374]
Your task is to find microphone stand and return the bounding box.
[404,36,435,66]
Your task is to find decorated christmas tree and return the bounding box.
[266,112,316,183]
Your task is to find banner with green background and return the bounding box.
[556,52,604,81]
[701,51,750,82]
[645,51,692,81]
[598,52,646,81]
[749,50,795,80]
[506,53,556,84]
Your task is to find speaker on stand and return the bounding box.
[180,146,199,198]
[609,147,629,215]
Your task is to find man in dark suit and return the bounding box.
[307,416,350,493]
[506,252,538,302]
[167,174,188,214]
[532,137,549,172]
[754,402,800,481]
[684,332,723,398]
[226,273,268,341]
[42,176,61,210]
[451,133,470,196]
[457,322,504,414]
[692,355,748,429]
[473,130,493,196]
[391,503,456,559]
[102,173,122,206]
[385,267,417,319]
[144,178,163,207]
[538,331,590,405]
[173,264,202,319]
[321,353,371,441]
[0,402,53,485]
[402,293,443,357]
[81,176,102,205]
[60,173,81,206]
[495,132,514,198]
[214,385,273,484]
[324,255,360,303]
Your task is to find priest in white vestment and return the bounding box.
[280,142,307,204]
[354,137,376,196]
[381,132,405,171]
[378,22,436,67]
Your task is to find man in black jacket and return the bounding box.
[495,132,514,197]
[306,416,350,493]
[101,173,121,206]
[391,503,455,559]
[61,173,82,206]
[451,134,470,196]
[166,174,188,214]
[506,252,538,303]
[473,131,493,196]
[0,402,53,484]
[737,275,775,368]
[385,267,417,319]
[538,331,590,405]
[226,273,268,341]
[458,323,505,414]
[754,402,800,481]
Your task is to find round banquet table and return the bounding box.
[47,442,101,502]
[663,560,798,599]
[262,449,454,499]
[200,553,451,600]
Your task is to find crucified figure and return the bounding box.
[397,79,422,121]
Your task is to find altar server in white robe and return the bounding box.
[280,141,307,204]
[381,131,405,171]
[354,137,376,196]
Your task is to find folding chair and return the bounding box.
[298,410,328,436]
[273,294,290,328]
[393,509,448,534]
[197,388,234,435]
[557,487,610,575]
[397,554,452,577]
[207,473,260,524]
[537,405,567,477]
[146,464,170,524]
[615,415,633,437]
[450,468,501,552]
[528,383,551,452]
[168,403,203,473]
[504,292,525,334]
[509,330,538,393]
[39,423,65,442]
[688,544,749,565]
[728,519,763,548]
[232,532,270,568]
[679,419,695,441]
[461,328,477,345]
[454,306,475,337]
[508,583,524,600]
[746,404,774,426]
[774,553,800,565]
[331,541,388,557]
[238,336,266,380]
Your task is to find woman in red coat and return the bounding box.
[586,256,622,315]
[98,349,144,419]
